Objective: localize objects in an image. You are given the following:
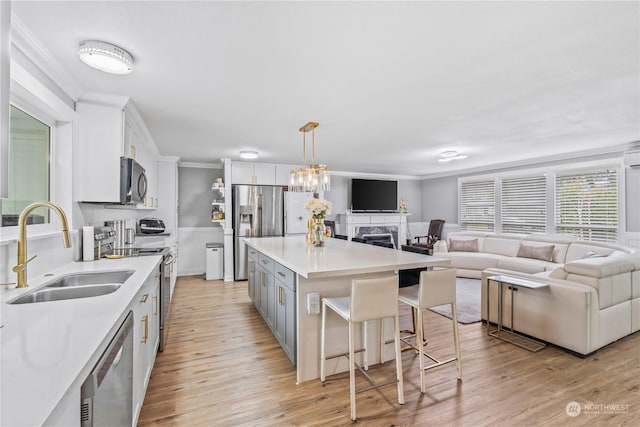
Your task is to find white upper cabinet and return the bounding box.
[231,161,276,185]
[76,94,159,206]
[275,164,299,186]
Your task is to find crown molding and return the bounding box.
[179,161,223,169]
[11,14,82,101]
[420,144,633,180]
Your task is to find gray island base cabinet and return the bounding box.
[243,235,450,383]
[248,248,296,364]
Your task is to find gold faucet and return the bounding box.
[12,201,71,288]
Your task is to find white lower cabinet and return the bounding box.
[133,265,161,425]
[249,251,296,365]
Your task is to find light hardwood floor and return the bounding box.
[139,276,639,426]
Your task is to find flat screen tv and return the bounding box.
[351,179,397,212]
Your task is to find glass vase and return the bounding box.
[312,219,326,247]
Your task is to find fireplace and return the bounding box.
[355,225,398,249]
[338,212,408,250]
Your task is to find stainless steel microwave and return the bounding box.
[120,157,147,204]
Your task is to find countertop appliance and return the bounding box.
[233,185,284,280]
[138,218,166,234]
[120,157,147,205]
[80,311,134,427]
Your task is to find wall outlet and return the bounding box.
[307,292,320,315]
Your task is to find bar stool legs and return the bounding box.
[398,268,462,393]
[320,276,405,421]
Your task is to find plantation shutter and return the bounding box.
[460,180,495,231]
[501,176,546,234]
[555,169,618,242]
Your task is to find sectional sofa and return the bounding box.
[433,232,640,355]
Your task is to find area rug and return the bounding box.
[428,278,481,324]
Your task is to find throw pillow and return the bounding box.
[517,243,555,262]
[449,238,478,252]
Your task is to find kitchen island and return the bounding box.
[243,235,450,383]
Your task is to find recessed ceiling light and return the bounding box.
[240,150,259,160]
[78,40,134,75]
[438,150,467,162]
[441,150,459,158]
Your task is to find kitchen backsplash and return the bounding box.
[78,203,156,231]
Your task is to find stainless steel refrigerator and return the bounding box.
[233,185,284,280]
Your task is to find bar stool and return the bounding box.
[320,275,405,421]
[398,267,462,393]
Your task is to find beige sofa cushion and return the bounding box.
[497,257,559,274]
[483,237,521,257]
[439,252,500,270]
[517,243,555,262]
[567,272,632,309]
[565,243,615,263]
[564,257,634,278]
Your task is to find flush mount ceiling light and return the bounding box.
[438,150,468,162]
[289,122,330,193]
[78,40,134,75]
[239,150,259,160]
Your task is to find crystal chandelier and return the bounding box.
[289,122,331,193]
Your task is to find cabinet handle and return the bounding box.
[261,259,268,265]
[278,286,283,305]
[140,293,149,303]
[155,272,161,279]
[261,271,266,287]
[141,315,149,343]
[153,295,158,315]
[277,271,286,278]
[170,261,174,273]
[249,261,254,273]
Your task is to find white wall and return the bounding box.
[177,227,223,276]
[421,176,458,224]
[626,166,640,232]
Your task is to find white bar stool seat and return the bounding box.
[320,275,405,421]
[398,267,462,393]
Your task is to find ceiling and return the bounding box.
[11,1,640,177]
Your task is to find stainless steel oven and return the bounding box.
[81,311,134,427]
[113,246,171,351]
[95,234,172,352]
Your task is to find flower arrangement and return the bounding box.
[305,198,332,219]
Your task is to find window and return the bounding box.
[1,106,51,227]
[555,169,618,242]
[459,164,620,242]
[501,175,546,234]
[460,180,495,231]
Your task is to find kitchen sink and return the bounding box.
[43,270,134,288]
[9,284,122,304]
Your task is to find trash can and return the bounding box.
[205,243,224,280]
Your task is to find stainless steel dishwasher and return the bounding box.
[80,311,134,427]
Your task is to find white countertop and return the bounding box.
[243,235,450,279]
[0,255,162,427]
